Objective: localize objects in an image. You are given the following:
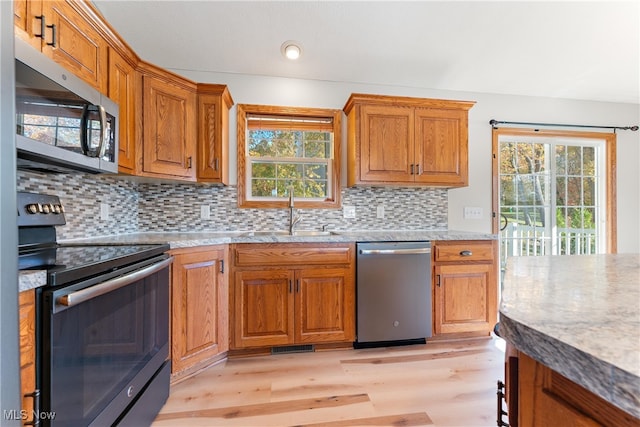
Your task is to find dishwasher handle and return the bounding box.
[359,247,431,255]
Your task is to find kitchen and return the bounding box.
[1,1,639,426]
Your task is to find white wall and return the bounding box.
[177,69,640,253]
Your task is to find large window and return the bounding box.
[237,105,341,208]
[493,128,617,263]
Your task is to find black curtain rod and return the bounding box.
[489,119,639,132]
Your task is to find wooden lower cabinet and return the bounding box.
[511,352,639,427]
[19,290,36,426]
[231,243,355,350]
[170,246,228,378]
[432,240,498,337]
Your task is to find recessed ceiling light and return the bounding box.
[281,41,302,60]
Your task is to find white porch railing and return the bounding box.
[501,223,597,257]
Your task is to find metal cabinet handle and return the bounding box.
[436,274,441,287]
[410,164,415,175]
[23,389,40,426]
[296,279,300,293]
[46,23,56,47]
[460,250,473,256]
[214,158,219,171]
[186,156,193,169]
[35,15,46,40]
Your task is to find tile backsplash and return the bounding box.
[17,171,448,240]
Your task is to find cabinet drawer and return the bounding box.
[434,241,495,262]
[234,244,353,267]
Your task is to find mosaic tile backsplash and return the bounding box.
[17,171,448,240]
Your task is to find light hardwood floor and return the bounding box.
[153,337,506,427]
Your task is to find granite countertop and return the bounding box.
[498,254,640,418]
[59,229,496,248]
[19,229,495,292]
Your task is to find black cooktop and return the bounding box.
[20,243,170,287]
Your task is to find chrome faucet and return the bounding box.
[288,186,302,235]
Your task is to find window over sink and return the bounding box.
[237,104,341,208]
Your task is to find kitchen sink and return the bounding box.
[246,230,336,236]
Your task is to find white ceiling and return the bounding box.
[93,1,640,104]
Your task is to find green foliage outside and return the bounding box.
[248,129,332,199]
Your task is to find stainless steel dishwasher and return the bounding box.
[355,241,432,347]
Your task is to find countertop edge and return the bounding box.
[499,311,640,419]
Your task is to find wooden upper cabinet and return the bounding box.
[14,0,44,50]
[108,49,136,174]
[344,93,474,187]
[359,104,414,183]
[14,0,108,92]
[42,1,108,92]
[141,66,197,180]
[414,107,469,186]
[196,84,234,184]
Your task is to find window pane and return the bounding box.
[304,180,327,198]
[567,207,582,228]
[501,176,517,206]
[583,146,595,176]
[248,130,277,157]
[277,163,303,180]
[584,177,595,206]
[304,163,327,180]
[252,162,276,179]
[556,145,566,174]
[251,179,276,197]
[567,146,582,175]
[567,177,582,206]
[556,176,567,206]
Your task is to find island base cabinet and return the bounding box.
[516,352,639,427]
[171,246,228,379]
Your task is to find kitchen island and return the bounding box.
[499,254,640,424]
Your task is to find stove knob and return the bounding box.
[53,204,62,214]
[42,204,51,214]
[26,204,39,214]
[59,204,65,213]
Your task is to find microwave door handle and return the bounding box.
[97,105,107,158]
[79,105,90,155]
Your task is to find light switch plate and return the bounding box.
[464,206,483,219]
[200,205,211,220]
[100,203,109,221]
[343,205,356,219]
[376,205,385,219]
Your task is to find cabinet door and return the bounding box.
[359,104,414,183]
[108,49,136,174]
[171,248,227,374]
[434,263,496,335]
[295,267,355,344]
[234,269,295,348]
[414,108,468,186]
[19,290,36,424]
[143,75,196,179]
[197,88,232,184]
[41,0,108,93]
[14,0,43,50]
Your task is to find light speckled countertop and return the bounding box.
[19,229,495,292]
[499,254,640,418]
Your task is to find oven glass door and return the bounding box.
[40,259,169,426]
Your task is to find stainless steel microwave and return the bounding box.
[15,38,118,174]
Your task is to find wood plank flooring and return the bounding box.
[153,337,506,426]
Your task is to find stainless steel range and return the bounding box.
[18,192,171,427]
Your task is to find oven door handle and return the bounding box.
[57,257,173,308]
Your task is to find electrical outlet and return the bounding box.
[343,205,356,219]
[100,203,109,221]
[464,206,483,219]
[376,205,385,219]
[200,205,211,220]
